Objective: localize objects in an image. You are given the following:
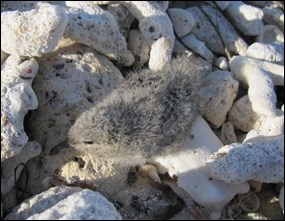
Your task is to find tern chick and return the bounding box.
[67,56,207,166]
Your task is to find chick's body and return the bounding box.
[68,57,207,165]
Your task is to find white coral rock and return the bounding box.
[154,116,249,209]
[65,1,134,66]
[262,6,284,31]
[214,57,229,70]
[256,24,284,43]
[220,121,237,145]
[120,1,174,70]
[246,42,284,65]
[215,1,230,10]
[173,34,214,62]
[4,186,122,220]
[107,4,135,38]
[128,29,150,67]
[187,5,248,56]
[206,135,284,184]
[229,56,280,118]
[150,1,169,11]
[168,8,195,38]
[1,55,38,161]
[229,95,284,136]
[228,95,257,132]
[198,70,239,128]
[1,2,68,57]
[225,1,264,36]
[149,37,172,71]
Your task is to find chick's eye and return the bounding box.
[84,141,94,145]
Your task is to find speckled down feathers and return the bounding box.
[68,56,208,165]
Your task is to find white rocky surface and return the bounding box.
[168,8,195,38]
[148,37,172,71]
[198,70,239,128]
[154,116,249,209]
[229,95,284,137]
[12,42,128,209]
[1,1,284,219]
[173,34,214,62]
[215,1,230,10]
[246,42,284,65]
[4,186,122,220]
[1,55,38,161]
[214,57,229,70]
[225,1,264,36]
[187,6,248,56]
[228,95,257,132]
[120,1,174,70]
[151,1,169,11]
[128,29,150,67]
[220,121,237,145]
[233,56,284,86]
[207,135,284,184]
[1,2,67,57]
[256,24,284,43]
[107,4,134,38]
[65,1,134,66]
[253,109,284,137]
[262,6,284,31]
[27,42,123,155]
[230,56,278,117]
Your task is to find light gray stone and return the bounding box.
[4,186,122,220]
[246,42,284,65]
[198,70,239,128]
[256,24,284,43]
[168,8,195,38]
[1,2,68,57]
[65,1,134,66]
[225,1,264,36]
[107,4,135,38]
[120,1,174,70]
[1,55,38,161]
[187,6,248,55]
[128,29,150,67]
[207,135,284,183]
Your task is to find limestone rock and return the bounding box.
[154,116,249,209]
[220,121,237,145]
[1,2,68,57]
[168,8,195,38]
[246,42,284,65]
[20,43,123,198]
[187,6,248,55]
[228,95,257,132]
[128,29,150,67]
[65,1,134,66]
[107,4,135,38]
[173,35,214,62]
[225,1,264,36]
[207,135,284,184]
[1,55,38,161]
[256,24,284,43]
[198,70,239,128]
[4,186,122,220]
[120,1,174,70]
[229,56,279,118]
